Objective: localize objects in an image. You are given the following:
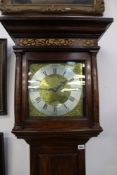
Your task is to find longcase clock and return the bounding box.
[0,16,113,175]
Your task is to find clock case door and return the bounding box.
[14,50,98,133]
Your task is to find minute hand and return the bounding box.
[53,80,67,92]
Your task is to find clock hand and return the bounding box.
[38,80,67,92]
[38,87,55,92]
[47,87,56,92]
[38,88,48,90]
[53,80,67,92]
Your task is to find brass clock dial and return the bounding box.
[28,62,85,117]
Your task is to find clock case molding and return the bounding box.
[0,16,113,175]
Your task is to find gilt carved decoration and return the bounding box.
[15,38,97,47]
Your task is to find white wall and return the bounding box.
[0,14,30,175]
[86,1,117,175]
[0,1,117,175]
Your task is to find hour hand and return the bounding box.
[39,87,55,92]
[47,87,56,92]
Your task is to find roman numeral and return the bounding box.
[35,97,41,103]
[30,88,38,92]
[43,71,47,76]
[69,78,74,81]
[43,103,48,110]
[35,79,41,82]
[63,71,66,76]
[69,96,75,102]
[54,106,57,113]
[53,68,57,74]
[63,104,68,110]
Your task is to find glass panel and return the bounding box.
[28,62,86,118]
[12,0,94,5]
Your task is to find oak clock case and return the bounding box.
[0,39,7,115]
[0,15,113,175]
